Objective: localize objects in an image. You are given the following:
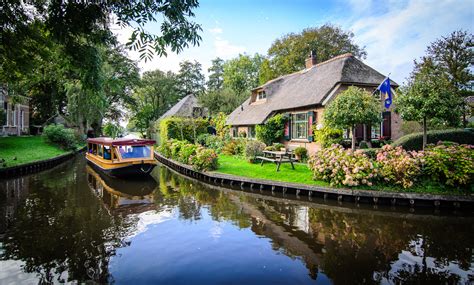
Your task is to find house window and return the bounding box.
[291,113,308,139]
[192,107,203,118]
[257,91,266,100]
[371,123,381,139]
[232,127,238,137]
[248,126,256,138]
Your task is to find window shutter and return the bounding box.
[307,111,315,142]
[284,120,290,140]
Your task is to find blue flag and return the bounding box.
[378,77,392,108]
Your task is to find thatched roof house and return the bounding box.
[158,94,207,121]
[227,53,402,153]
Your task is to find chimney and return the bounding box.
[305,50,317,69]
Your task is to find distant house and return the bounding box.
[0,87,29,136]
[158,94,208,121]
[226,52,401,154]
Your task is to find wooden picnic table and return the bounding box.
[256,150,295,172]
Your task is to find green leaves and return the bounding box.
[324,86,381,130]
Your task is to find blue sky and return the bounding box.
[114,0,474,84]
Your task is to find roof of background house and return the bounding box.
[158,94,203,121]
[227,53,398,126]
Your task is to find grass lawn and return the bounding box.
[0,136,70,168]
[214,154,329,186]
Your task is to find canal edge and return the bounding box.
[154,151,474,209]
[0,146,86,179]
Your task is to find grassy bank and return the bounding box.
[214,154,470,195]
[215,154,328,186]
[0,136,70,168]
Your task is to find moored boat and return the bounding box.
[86,137,157,178]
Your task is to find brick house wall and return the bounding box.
[229,84,403,155]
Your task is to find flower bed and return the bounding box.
[309,143,473,191]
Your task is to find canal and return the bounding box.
[1,156,473,284]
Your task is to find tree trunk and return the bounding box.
[351,125,356,151]
[422,117,427,150]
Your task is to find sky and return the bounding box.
[113,0,474,85]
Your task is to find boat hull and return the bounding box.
[87,159,156,178]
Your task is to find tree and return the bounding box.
[266,24,367,80]
[324,87,381,151]
[177,60,205,96]
[198,87,249,115]
[395,59,462,149]
[207,57,225,91]
[129,70,180,137]
[423,30,473,126]
[223,54,264,94]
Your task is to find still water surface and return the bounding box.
[0,157,473,284]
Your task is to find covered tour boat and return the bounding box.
[86,137,157,178]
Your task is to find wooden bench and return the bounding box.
[258,150,295,172]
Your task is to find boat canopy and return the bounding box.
[87,137,156,146]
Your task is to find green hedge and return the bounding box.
[392,129,474,150]
[158,117,209,144]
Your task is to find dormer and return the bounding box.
[251,88,267,104]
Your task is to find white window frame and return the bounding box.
[291,112,308,140]
[257,91,266,100]
[247,126,256,139]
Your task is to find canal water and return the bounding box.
[0,156,473,284]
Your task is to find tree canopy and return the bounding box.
[207,57,225,91]
[223,54,264,94]
[324,86,381,150]
[177,60,206,96]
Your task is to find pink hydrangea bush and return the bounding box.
[308,144,377,187]
[190,146,219,171]
[424,143,473,186]
[375,145,423,188]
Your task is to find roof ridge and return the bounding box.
[312,53,353,68]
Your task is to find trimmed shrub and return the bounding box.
[222,139,245,156]
[244,140,266,163]
[376,145,423,188]
[158,117,209,144]
[294,147,308,161]
[392,129,474,151]
[360,148,379,159]
[308,144,377,187]
[424,143,473,187]
[190,147,219,171]
[43,124,77,150]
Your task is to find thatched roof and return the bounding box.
[227,53,398,126]
[158,94,206,121]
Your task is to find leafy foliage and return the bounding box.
[392,129,474,151]
[190,147,219,171]
[294,147,308,160]
[244,140,266,163]
[196,134,225,153]
[0,109,5,126]
[158,117,209,143]
[207,57,225,91]
[102,122,124,139]
[223,54,264,94]
[222,139,246,156]
[265,24,367,80]
[198,87,249,115]
[376,145,423,188]
[256,114,287,146]
[424,143,473,186]
[308,145,377,187]
[324,86,381,150]
[177,60,205,96]
[43,124,77,150]
[314,125,344,148]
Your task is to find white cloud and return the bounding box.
[209,27,223,35]
[214,37,246,59]
[347,0,473,84]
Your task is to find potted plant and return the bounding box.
[294,147,308,161]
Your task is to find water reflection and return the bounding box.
[0,157,473,284]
